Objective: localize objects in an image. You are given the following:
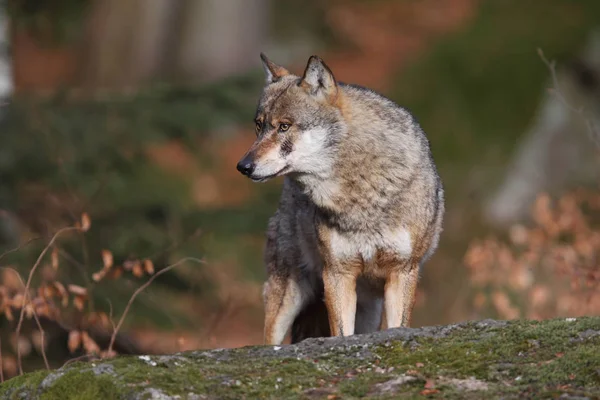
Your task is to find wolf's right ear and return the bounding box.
[260,53,290,84]
[300,55,337,100]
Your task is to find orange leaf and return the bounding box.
[2,355,17,377]
[68,330,82,353]
[106,266,123,280]
[81,331,100,355]
[132,263,144,278]
[424,379,436,389]
[53,282,69,307]
[4,306,13,321]
[143,259,154,275]
[80,213,91,232]
[11,294,24,308]
[51,247,59,270]
[100,349,117,359]
[420,389,440,396]
[92,270,106,282]
[101,250,113,269]
[73,296,86,311]
[68,284,88,297]
[123,260,137,271]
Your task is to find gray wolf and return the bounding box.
[236,54,444,345]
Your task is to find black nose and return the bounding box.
[236,157,255,176]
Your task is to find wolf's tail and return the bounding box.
[291,298,330,344]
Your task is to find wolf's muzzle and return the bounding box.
[236,155,256,177]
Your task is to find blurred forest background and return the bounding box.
[0,0,599,380]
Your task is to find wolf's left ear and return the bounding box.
[300,55,337,100]
[260,53,290,84]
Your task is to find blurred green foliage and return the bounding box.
[7,0,92,44]
[1,0,599,338]
[393,0,600,175]
[0,73,266,329]
[389,0,600,323]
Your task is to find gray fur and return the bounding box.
[238,55,444,344]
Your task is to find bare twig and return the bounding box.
[538,48,600,148]
[15,226,80,375]
[57,247,95,311]
[145,228,202,261]
[0,237,42,263]
[106,299,117,340]
[62,354,96,368]
[107,257,205,355]
[0,335,4,383]
[0,267,50,371]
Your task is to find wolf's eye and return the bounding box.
[279,123,291,132]
[255,121,263,133]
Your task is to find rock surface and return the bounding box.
[1,317,599,399]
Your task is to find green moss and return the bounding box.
[0,369,50,400]
[374,318,600,397]
[2,318,599,398]
[41,371,125,400]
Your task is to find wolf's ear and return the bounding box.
[300,55,337,99]
[260,53,290,84]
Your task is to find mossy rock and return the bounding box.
[1,317,599,399]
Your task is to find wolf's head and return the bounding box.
[236,54,344,182]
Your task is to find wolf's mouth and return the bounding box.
[250,166,290,183]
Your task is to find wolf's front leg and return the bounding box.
[323,268,359,336]
[384,263,419,328]
[263,275,307,345]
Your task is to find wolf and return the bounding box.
[236,54,444,345]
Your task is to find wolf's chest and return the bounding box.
[327,227,413,267]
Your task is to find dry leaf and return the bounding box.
[123,260,137,271]
[41,264,57,282]
[34,301,50,318]
[2,269,23,291]
[2,355,17,377]
[97,312,111,328]
[54,282,69,307]
[68,284,88,297]
[92,270,106,282]
[424,379,436,389]
[81,331,100,355]
[68,330,82,353]
[40,284,54,299]
[4,306,13,321]
[11,294,24,308]
[102,250,113,269]
[143,259,154,275]
[51,247,59,270]
[420,389,440,395]
[30,330,45,353]
[100,349,117,359]
[80,213,91,232]
[11,335,32,356]
[24,303,34,319]
[132,263,144,278]
[106,266,123,280]
[416,362,425,368]
[73,296,86,312]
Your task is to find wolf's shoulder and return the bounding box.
[339,82,417,123]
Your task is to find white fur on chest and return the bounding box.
[329,227,413,263]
